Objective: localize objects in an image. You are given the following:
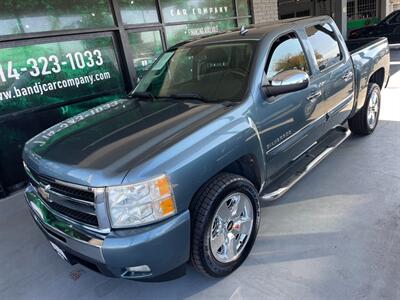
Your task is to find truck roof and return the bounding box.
[173,16,332,49]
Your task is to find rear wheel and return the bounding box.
[348,83,381,135]
[190,173,260,277]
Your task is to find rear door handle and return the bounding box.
[342,71,353,82]
[307,90,322,101]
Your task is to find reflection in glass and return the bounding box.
[160,0,235,23]
[118,0,159,25]
[128,31,163,80]
[306,24,342,70]
[238,18,251,27]
[237,0,251,16]
[266,34,309,81]
[0,37,124,116]
[165,19,237,48]
[134,42,255,102]
[0,0,114,36]
[0,95,120,188]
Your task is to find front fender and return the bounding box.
[123,110,265,213]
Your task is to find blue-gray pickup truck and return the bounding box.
[23,16,390,281]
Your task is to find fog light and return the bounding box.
[122,265,152,279]
[127,265,151,273]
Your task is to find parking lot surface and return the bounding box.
[1,50,399,300]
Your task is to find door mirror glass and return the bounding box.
[263,70,309,97]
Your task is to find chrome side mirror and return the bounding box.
[263,70,310,97]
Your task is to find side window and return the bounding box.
[387,12,400,25]
[264,33,309,84]
[305,23,343,71]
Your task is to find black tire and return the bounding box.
[348,83,381,135]
[190,173,260,277]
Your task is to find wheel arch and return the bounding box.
[188,153,264,214]
[369,67,385,89]
[220,154,263,191]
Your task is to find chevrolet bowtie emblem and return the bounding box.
[38,184,51,201]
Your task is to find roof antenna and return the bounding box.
[240,25,248,35]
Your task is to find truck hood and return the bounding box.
[23,99,229,186]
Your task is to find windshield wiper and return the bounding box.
[128,91,155,102]
[167,93,213,103]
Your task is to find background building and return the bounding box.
[255,0,400,37]
[0,0,398,197]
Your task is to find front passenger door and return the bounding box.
[256,32,327,179]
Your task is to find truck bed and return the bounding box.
[345,37,388,54]
[345,37,390,113]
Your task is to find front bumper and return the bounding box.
[25,185,191,280]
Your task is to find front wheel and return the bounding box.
[190,173,260,277]
[348,83,381,135]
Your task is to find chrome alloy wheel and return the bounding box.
[367,90,379,129]
[209,192,254,263]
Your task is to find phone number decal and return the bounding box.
[0,49,104,82]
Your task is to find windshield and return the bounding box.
[133,42,255,102]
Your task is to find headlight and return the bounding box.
[106,175,176,228]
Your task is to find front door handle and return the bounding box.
[342,71,353,82]
[307,90,322,101]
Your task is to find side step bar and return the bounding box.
[261,127,351,201]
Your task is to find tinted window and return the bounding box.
[387,12,400,25]
[160,0,235,23]
[265,34,309,83]
[0,37,124,116]
[118,0,159,25]
[0,0,114,36]
[306,24,342,70]
[164,20,237,48]
[128,30,163,80]
[135,42,255,102]
[237,0,251,16]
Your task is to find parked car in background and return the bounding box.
[23,16,389,281]
[349,9,400,44]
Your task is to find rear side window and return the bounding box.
[387,12,400,25]
[305,23,342,71]
[265,33,309,83]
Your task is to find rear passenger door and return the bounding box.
[305,23,354,128]
[257,32,327,178]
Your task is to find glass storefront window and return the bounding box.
[0,0,114,36]
[165,19,237,48]
[118,0,159,25]
[160,0,235,23]
[0,36,124,116]
[238,18,251,27]
[128,30,163,80]
[237,0,251,16]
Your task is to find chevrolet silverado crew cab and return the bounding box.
[23,16,390,281]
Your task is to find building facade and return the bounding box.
[0,0,396,197]
[254,0,400,37]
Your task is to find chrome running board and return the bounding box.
[261,127,351,201]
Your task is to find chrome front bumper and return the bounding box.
[25,184,191,280]
[25,184,105,263]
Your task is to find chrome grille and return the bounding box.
[25,165,99,228]
[30,169,95,203]
[45,201,98,227]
